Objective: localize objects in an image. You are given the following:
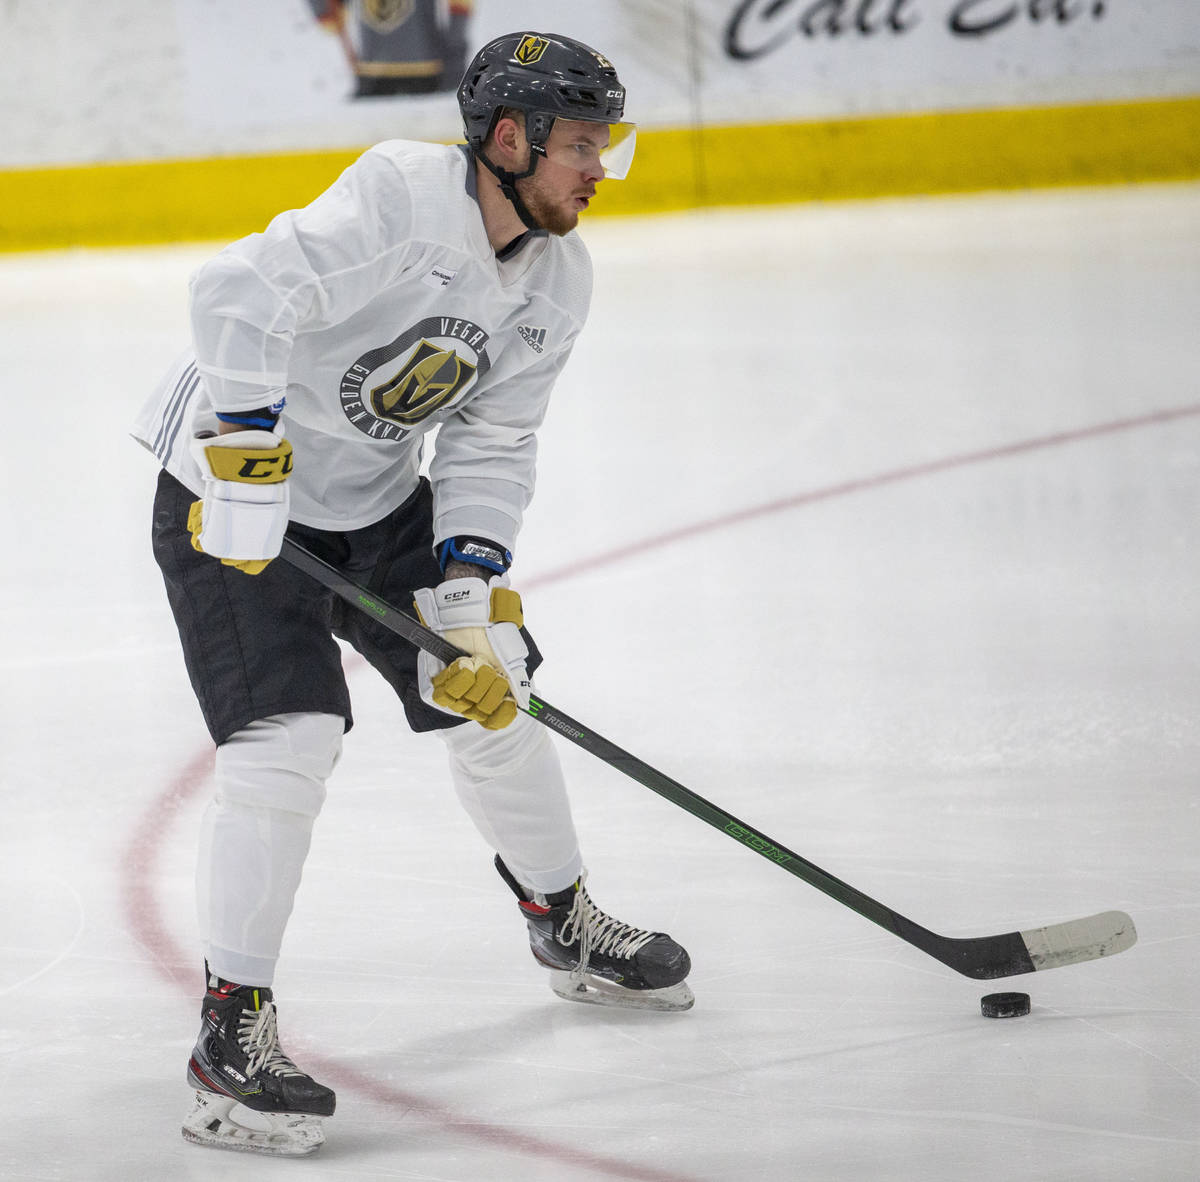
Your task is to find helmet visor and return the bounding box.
[542,121,637,180]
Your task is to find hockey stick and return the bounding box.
[280,537,1136,981]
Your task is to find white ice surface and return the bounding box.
[2,184,1198,1181]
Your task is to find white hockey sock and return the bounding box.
[440,711,582,894]
[198,712,344,986]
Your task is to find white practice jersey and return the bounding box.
[132,140,592,553]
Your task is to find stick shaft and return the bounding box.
[280,537,1132,980]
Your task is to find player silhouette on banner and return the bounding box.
[309,0,472,96]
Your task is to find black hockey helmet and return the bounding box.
[458,32,635,180]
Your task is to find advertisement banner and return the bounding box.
[1,0,1197,168]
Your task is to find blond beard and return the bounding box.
[514,173,580,237]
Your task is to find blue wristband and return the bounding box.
[438,536,513,575]
[216,407,281,430]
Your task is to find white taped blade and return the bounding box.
[1021,910,1137,972]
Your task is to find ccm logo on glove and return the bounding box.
[206,448,294,482]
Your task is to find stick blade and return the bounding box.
[1020,909,1137,972]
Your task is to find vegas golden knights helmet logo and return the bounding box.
[514,35,550,65]
[370,341,477,426]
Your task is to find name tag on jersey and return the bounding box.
[422,265,458,289]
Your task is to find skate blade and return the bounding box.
[548,970,695,1012]
[181,1089,325,1157]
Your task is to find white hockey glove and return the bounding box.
[187,429,292,576]
[413,575,530,731]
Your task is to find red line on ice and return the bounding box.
[522,402,1200,591]
[122,402,1198,1175]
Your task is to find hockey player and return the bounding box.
[132,31,691,1157]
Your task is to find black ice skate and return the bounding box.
[496,855,694,1011]
[181,971,335,1156]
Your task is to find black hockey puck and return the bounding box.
[981,991,1031,1018]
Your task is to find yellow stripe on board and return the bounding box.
[600,94,1200,215]
[0,149,363,252]
[2,95,1197,252]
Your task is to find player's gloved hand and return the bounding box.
[187,429,293,575]
[413,575,530,730]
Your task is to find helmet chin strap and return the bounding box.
[474,145,547,233]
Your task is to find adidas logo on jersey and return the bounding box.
[517,325,548,353]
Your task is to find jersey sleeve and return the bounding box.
[188,146,418,412]
[429,341,577,557]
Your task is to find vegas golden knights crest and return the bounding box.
[341,315,491,442]
[361,0,414,35]
[514,35,549,65]
[370,341,477,426]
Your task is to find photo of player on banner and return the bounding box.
[306,0,474,96]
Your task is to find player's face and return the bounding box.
[517,119,609,236]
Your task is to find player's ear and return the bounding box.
[491,114,526,164]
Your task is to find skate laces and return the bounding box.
[558,871,657,975]
[237,1001,304,1079]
